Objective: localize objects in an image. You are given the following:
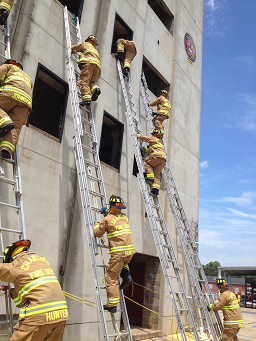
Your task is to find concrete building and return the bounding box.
[0,0,203,340]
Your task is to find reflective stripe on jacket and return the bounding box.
[210,289,243,328]
[0,252,69,325]
[149,96,171,117]
[0,0,14,13]
[137,134,166,160]
[94,213,135,256]
[0,64,33,108]
[71,41,101,69]
[116,39,137,55]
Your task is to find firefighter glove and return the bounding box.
[147,103,150,107]
[207,304,211,312]
[0,285,8,292]
[152,112,157,116]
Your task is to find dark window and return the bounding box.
[142,57,169,97]
[99,112,124,171]
[28,64,69,142]
[111,13,133,54]
[132,156,139,177]
[148,0,174,32]
[58,0,84,20]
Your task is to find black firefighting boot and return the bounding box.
[79,100,91,107]
[151,188,159,196]
[120,268,133,290]
[0,122,14,138]
[91,88,101,102]
[0,9,8,26]
[144,172,154,185]
[0,150,11,159]
[123,67,130,77]
[103,305,117,314]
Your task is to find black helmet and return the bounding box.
[152,129,163,137]
[3,239,31,263]
[85,35,98,45]
[109,195,126,209]
[161,90,168,97]
[216,278,229,288]
[4,59,23,70]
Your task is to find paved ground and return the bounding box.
[238,308,256,341]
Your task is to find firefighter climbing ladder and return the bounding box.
[140,71,223,340]
[0,19,26,339]
[64,7,132,341]
[117,60,204,341]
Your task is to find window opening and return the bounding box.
[111,13,133,54]
[148,0,174,32]
[58,0,84,20]
[99,112,124,171]
[28,64,69,142]
[142,58,169,97]
[132,156,139,177]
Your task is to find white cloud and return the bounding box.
[200,160,209,169]
[222,192,256,207]
[229,55,255,71]
[203,0,230,38]
[225,208,256,219]
[237,93,256,133]
[205,0,215,10]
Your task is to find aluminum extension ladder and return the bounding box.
[117,60,203,341]
[63,7,133,341]
[140,71,223,340]
[0,19,26,339]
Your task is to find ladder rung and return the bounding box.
[84,158,98,168]
[81,117,93,127]
[87,174,101,183]
[0,156,15,164]
[0,176,16,185]
[100,286,107,289]
[0,202,20,209]
[91,206,102,212]
[81,144,96,154]
[97,244,108,249]
[0,227,22,234]
[96,264,107,268]
[82,130,94,139]
[89,190,104,198]
[108,332,128,337]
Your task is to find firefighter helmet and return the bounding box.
[161,90,168,97]
[4,59,23,70]
[152,129,163,137]
[85,35,98,45]
[3,240,31,263]
[109,195,126,209]
[216,278,229,288]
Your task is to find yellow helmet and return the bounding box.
[3,240,31,263]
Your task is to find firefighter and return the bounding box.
[94,195,135,313]
[71,35,101,107]
[0,59,33,159]
[0,239,69,341]
[137,129,166,196]
[0,0,14,25]
[207,278,244,341]
[148,90,171,134]
[115,38,136,76]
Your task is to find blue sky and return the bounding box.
[199,0,256,266]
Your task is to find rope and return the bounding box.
[63,291,97,309]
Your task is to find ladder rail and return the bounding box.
[64,7,133,341]
[140,71,223,339]
[117,60,201,341]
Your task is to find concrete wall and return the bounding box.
[0,0,203,339]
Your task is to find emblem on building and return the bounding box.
[184,33,196,65]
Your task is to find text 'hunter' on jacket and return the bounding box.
[0,64,33,108]
[149,96,171,117]
[211,289,243,328]
[137,134,166,160]
[94,213,135,256]
[0,252,69,325]
[71,42,101,69]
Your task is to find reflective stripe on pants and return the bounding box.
[106,253,134,306]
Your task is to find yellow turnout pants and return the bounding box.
[144,156,166,189]
[78,62,101,101]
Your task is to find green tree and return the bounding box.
[203,261,221,276]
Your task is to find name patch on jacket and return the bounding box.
[46,309,68,322]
